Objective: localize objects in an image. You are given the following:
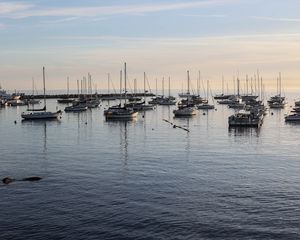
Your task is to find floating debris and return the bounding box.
[163,119,190,132]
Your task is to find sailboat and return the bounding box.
[268,73,286,109]
[125,72,154,111]
[158,77,176,105]
[214,75,232,100]
[27,78,40,105]
[101,73,117,101]
[173,71,197,117]
[58,77,74,104]
[104,63,138,120]
[21,67,62,120]
[198,80,215,109]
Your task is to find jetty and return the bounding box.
[21,92,155,100]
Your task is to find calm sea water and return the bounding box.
[1,95,300,240]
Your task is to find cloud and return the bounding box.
[1,32,300,91]
[0,23,6,30]
[253,16,300,22]
[180,13,226,18]
[46,33,300,46]
[0,2,33,15]
[41,17,80,24]
[4,0,237,19]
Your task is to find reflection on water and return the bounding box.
[285,121,300,126]
[120,121,129,166]
[228,126,261,137]
[1,99,300,239]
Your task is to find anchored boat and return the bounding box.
[21,67,61,120]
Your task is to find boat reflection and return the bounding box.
[285,121,300,126]
[105,119,134,166]
[228,126,261,137]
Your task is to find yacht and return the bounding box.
[173,71,197,117]
[104,63,138,120]
[268,73,286,109]
[269,100,286,109]
[173,105,197,117]
[198,80,214,110]
[198,103,215,110]
[6,99,27,106]
[64,104,88,112]
[21,67,62,120]
[27,99,41,105]
[295,100,300,107]
[158,97,176,105]
[228,109,263,127]
[124,72,154,111]
[57,77,74,104]
[0,88,11,100]
[104,105,138,119]
[285,113,300,122]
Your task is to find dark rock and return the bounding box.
[22,177,42,182]
[2,177,15,184]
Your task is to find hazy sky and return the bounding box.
[1,0,300,93]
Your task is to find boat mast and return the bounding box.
[162,77,165,97]
[144,72,146,101]
[237,78,240,97]
[187,70,190,95]
[43,66,46,111]
[134,78,137,96]
[207,80,209,101]
[257,69,260,100]
[108,73,110,95]
[233,76,236,95]
[279,72,282,97]
[222,75,224,95]
[276,77,279,95]
[32,78,35,96]
[261,77,263,101]
[197,71,200,96]
[246,75,248,96]
[90,73,93,98]
[77,80,79,95]
[124,62,127,105]
[168,76,171,97]
[120,70,122,105]
[67,76,69,97]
